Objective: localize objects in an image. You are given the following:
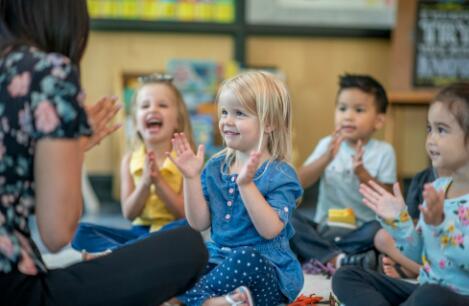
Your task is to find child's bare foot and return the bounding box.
[81,249,111,261]
[381,256,415,279]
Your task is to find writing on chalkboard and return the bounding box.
[414,1,469,87]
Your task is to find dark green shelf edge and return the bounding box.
[91,19,391,38]
[91,19,241,35]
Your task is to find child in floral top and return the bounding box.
[332,83,469,306]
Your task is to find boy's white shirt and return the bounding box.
[305,136,397,226]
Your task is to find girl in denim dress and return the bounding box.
[170,71,304,306]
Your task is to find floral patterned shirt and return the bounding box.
[381,177,469,295]
[0,46,91,275]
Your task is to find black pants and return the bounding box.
[0,226,208,306]
[332,266,469,306]
[290,213,381,263]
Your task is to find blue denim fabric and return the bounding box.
[71,219,188,252]
[201,155,303,301]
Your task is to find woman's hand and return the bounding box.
[420,183,445,226]
[169,133,204,179]
[359,181,406,220]
[81,96,121,152]
[237,151,261,186]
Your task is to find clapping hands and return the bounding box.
[236,151,262,185]
[359,181,406,220]
[81,96,121,152]
[169,133,205,179]
[420,183,445,226]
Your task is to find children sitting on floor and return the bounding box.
[290,74,396,273]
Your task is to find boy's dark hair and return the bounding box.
[0,0,90,66]
[338,74,388,113]
[433,82,469,141]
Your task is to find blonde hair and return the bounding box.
[129,75,194,150]
[215,71,292,165]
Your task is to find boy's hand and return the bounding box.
[326,128,344,162]
[169,133,204,179]
[420,183,445,226]
[359,181,406,220]
[352,139,364,172]
[237,151,261,186]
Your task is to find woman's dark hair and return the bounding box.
[0,0,90,65]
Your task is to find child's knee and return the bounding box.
[373,228,393,251]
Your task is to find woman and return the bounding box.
[0,1,207,305]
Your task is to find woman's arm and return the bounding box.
[35,139,83,253]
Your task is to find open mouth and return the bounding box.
[145,117,163,132]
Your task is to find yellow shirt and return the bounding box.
[130,146,182,232]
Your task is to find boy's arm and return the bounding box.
[353,141,395,193]
[300,134,343,188]
[354,165,393,192]
[299,152,331,188]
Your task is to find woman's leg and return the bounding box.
[332,266,417,306]
[46,226,208,306]
[179,247,286,306]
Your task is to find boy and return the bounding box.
[291,74,396,271]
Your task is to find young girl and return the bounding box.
[72,73,193,253]
[169,71,303,306]
[332,83,469,306]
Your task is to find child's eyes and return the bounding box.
[338,106,347,112]
[355,108,365,113]
[236,110,246,117]
[437,127,447,134]
[220,109,228,115]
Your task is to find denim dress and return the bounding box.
[202,155,304,301]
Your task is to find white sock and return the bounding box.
[335,253,346,268]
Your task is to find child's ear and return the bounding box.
[374,113,386,130]
[264,125,274,133]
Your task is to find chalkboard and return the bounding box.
[413,1,469,87]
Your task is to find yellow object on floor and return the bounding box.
[327,208,356,228]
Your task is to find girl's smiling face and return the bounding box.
[135,83,178,146]
[218,89,262,155]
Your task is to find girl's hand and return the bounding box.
[141,150,155,187]
[237,151,262,186]
[147,151,161,186]
[326,128,343,162]
[352,139,364,172]
[81,96,122,152]
[420,183,445,226]
[359,181,406,220]
[169,133,205,179]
